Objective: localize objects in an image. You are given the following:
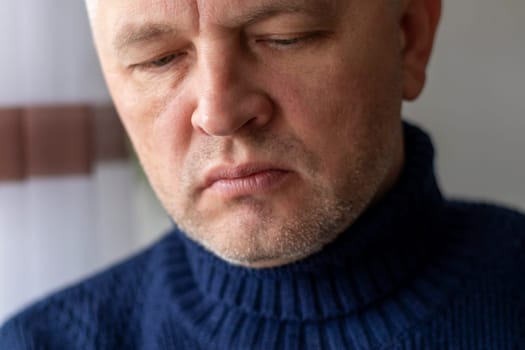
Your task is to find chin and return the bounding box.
[179,210,343,268]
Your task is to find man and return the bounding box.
[1,0,524,349]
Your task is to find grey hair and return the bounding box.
[85,0,98,22]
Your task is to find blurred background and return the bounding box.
[0,0,524,323]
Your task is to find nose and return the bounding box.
[191,43,274,136]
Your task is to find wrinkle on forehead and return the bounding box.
[103,0,195,49]
[110,0,196,29]
[111,0,340,30]
[193,0,338,27]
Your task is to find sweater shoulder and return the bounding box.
[446,198,525,236]
[444,199,525,266]
[0,231,174,349]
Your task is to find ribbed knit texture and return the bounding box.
[1,122,524,349]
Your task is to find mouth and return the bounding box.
[203,164,292,198]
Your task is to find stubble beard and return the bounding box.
[161,128,391,268]
[179,182,359,267]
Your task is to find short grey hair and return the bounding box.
[85,0,97,21]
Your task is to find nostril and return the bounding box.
[192,91,274,137]
[196,115,257,137]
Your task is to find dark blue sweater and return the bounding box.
[1,123,525,349]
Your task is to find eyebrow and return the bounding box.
[113,23,177,53]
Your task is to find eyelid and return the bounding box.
[254,31,328,47]
[150,53,181,67]
[132,51,187,71]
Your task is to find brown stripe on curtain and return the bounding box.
[25,106,93,176]
[0,108,24,181]
[0,105,129,181]
[93,106,129,162]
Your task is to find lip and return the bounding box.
[203,164,291,197]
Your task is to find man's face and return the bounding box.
[93,0,407,267]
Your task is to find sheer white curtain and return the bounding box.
[0,1,170,323]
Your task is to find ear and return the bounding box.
[399,0,442,101]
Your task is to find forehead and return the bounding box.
[195,0,336,22]
[97,0,339,29]
[94,0,346,53]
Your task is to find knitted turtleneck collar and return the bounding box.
[152,122,471,347]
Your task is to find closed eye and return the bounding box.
[255,32,327,49]
[269,37,303,46]
[134,52,187,71]
[150,54,179,67]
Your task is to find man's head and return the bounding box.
[88,0,441,267]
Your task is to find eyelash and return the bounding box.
[256,32,325,49]
[137,52,187,70]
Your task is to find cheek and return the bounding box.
[109,71,195,194]
[270,58,370,147]
[267,49,401,183]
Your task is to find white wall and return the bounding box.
[0,0,109,106]
[404,0,525,210]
